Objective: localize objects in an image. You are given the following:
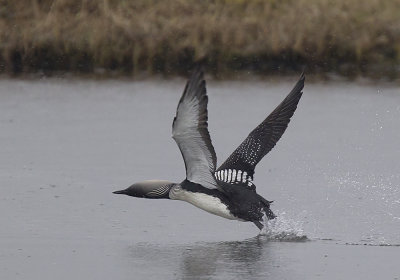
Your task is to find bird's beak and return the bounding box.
[113,190,126,194]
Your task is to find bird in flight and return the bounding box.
[113,67,305,230]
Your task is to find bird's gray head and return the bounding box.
[113,180,175,199]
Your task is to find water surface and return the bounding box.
[0,77,399,279]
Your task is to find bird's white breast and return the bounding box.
[170,189,238,220]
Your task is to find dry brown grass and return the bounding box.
[0,0,399,77]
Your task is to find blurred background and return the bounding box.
[0,0,399,79]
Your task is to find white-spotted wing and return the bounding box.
[216,74,305,189]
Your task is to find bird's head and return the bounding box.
[113,180,175,199]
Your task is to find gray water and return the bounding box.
[0,77,399,279]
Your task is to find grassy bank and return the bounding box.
[0,0,399,78]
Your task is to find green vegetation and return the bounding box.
[0,0,399,77]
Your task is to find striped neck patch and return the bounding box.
[146,183,173,198]
[215,169,253,187]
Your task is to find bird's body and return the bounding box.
[169,181,239,220]
[113,67,305,230]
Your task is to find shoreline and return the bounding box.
[0,67,399,84]
[1,71,399,89]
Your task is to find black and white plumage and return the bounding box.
[217,73,305,189]
[113,67,305,230]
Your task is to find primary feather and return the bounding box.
[217,73,305,181]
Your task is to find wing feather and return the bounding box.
[217,73,305,181]
[172,68,218,189]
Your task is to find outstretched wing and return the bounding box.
[172,67,218,189]
[216,73,305,188]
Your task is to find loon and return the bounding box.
[113,67,305,230]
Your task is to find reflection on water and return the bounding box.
[128,236,300,279]
[180,237,267,279]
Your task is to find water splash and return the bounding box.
[259,211,308,241]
